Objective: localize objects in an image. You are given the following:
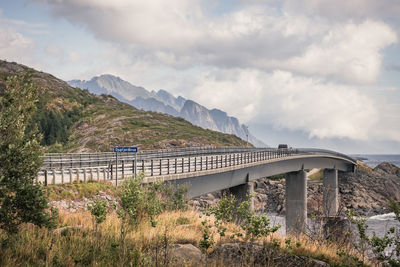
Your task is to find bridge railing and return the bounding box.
[37,147,295,185]
[295,148,357,165]
[41,146,268,169]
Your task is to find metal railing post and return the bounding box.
[44,170,48,186]
[122,160,125,178]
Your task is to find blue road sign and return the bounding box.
[114,147,138,153]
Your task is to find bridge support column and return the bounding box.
[227,182,254,211]
[323,169,338,217]
[285,170,307,235]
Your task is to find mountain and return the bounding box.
[69,74,151,100]
[180,100,219,131]
[153,89,186,111]
[128,96,178,117]
[68,75,267,147]
[0,60,251,152]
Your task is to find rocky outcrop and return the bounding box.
[338,162,400,215]
[171,244,204,265]
[50,191,118,213]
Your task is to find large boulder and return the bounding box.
[171,244,204,265]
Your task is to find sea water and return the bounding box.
[352,154,400,168]
[267,213,400,239]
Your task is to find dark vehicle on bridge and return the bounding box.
[278,144,289,149]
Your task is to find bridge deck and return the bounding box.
[36,147,356,190]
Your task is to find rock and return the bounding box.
[191,200,200,207]
[210,242,330,266]
[374,162,400,176]
[171,244,203,264]
[210,243,243,265]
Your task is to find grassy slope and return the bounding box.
[0,182,366,266]
[0,60,250,152]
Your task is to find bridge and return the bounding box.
[38,147,357,234]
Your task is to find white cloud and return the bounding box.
[45,42,63,57]
[282,20,397,83]
[189,69,379,140]
[0,22,36,65]
[31,1,397,85]
[282,0,400,22]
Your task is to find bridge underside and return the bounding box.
[172,156,354,198]
[171,155,353,235]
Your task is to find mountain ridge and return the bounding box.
[68,74,266,147]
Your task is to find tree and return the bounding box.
[0,73,57,234]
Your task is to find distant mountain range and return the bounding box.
[68,75,266,147]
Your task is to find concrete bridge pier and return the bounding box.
[323,169,338,217]
[285,170,307,235]
[227,181,254,211]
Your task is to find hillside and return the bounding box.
[0,60,250,152]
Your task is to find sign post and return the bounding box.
[134,153,137,178]
[113,147,138,186]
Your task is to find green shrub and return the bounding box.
[0,73,57,234]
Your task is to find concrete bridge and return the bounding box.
[39,147,357,234]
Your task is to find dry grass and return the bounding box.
[46,181,117,201]
[308,168,323,181]
[0,190,368,267]
[0,208,368,266]
[0,209,207,266]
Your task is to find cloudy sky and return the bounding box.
[1,0,400,154]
